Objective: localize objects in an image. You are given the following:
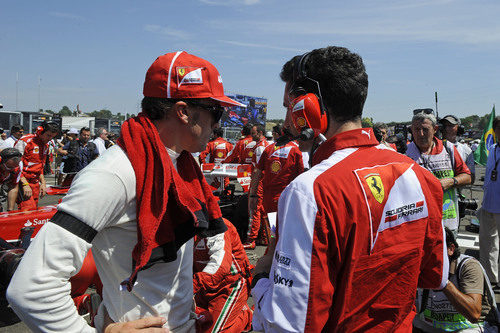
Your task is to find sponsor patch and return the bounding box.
[292,100,304,112]
[271,160,281,173]
[296,117,307,128]
[177,67,203,86]
[364,173,384,204]
[33,146,39,154]
[271,146,292,159]
[195,239,206,250]
[273,272,294,287]
[274,251,292,269]
[216,151,223,158]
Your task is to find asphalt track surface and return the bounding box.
[0,166,490,332]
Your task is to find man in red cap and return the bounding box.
[8,51,244,332]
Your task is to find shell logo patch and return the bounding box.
[248,151,253,157]
[33,146,40,154]
[271,160,281,173]
[296,117,307,128]
[217,152,223,158]
[365,173,384,204]
[177,67,203,86]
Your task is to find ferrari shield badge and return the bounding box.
[365,173,384,204]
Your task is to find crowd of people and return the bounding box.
[1,46,499,333]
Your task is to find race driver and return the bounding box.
[14,121,59,211]
[251,46,448,332]
[7,51,244,332]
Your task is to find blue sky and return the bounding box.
[1,0,499,122]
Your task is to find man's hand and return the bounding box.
[105,317,169,333]
[440,178,454,191]
[253,238,277,278]
[22,184,32,199]
[40,183,47,198]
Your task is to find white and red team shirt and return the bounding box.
[245,138,268,166]
[256,142,304,213]
[224,135,253,164]
[199,137,234,164]
[0,157,22,188]
[193,218,251,295]
[252,128,448,332]
[15,134,48,181]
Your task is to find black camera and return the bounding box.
[458,197,478,219]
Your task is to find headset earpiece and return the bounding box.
[289,93,327,137]
[288,52,328,139]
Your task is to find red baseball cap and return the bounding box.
[143,51,245,107]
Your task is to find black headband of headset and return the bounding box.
[290,52,326,115]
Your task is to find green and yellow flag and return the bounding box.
[474,106,497,166]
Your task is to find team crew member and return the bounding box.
[224,124,253,163]
[0,148,22,211]
[0,124,23,151]
[193,218,252,333]
[414,227,496,332]
[7,51,244,332]
[406,112,471,235]
[15,121,59,211]
[251,46,448,332]
[244,125,269,248]
[247,140,303,246]
[199,127,233,164]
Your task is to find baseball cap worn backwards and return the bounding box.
[143,51,245,108]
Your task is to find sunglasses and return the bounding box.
[413,108,434,116]
[187,100,225,123]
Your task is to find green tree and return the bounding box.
[89,109,113,119]
[361,117,373,128]
[59,106,72,116]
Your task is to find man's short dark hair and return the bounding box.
[493,116,500,130]
[373,122,388,131]
[445,227,460,261]
[280,46,368,122]
[254,124,265,135]
[242,124,252,136]
[272,124,282,136]
[41,121,59,134]
[10,124,23,134]
[0,148,22,161]
[141,97,177,121]
[213,127,223,138]
[80,127,91,134]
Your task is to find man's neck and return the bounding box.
[418,139,435,155]
[324,119,362,140]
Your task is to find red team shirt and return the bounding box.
[256,142,304,213]
[224,135,253,164]
[0,157,22,187]
[199,137,234,164]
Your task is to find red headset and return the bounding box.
[35,126,44,136]
[288,52,328,139]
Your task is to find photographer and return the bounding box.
[407,111,471,236]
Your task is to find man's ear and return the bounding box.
[173,101,189,124]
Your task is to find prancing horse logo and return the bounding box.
[365,173,384,204]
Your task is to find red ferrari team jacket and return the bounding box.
[256,141,304,213]
[224,135,253,164]
[199,137,234,164]
[252,128,448,332]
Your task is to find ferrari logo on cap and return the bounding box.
[365,173,384,204]
[177,67,203,86]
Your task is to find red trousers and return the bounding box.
[17,181,40,211]
[195,277,252,333]
[71,250,103,311]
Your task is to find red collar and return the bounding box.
[312,128,379,166]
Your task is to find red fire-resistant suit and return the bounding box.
[256,141,304,214]
[252,128,448,332]
[194,219,252,333]
[15,135,49,211]
[224,135,253,164]
[199,137,234,164]
[246,138,269,243]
